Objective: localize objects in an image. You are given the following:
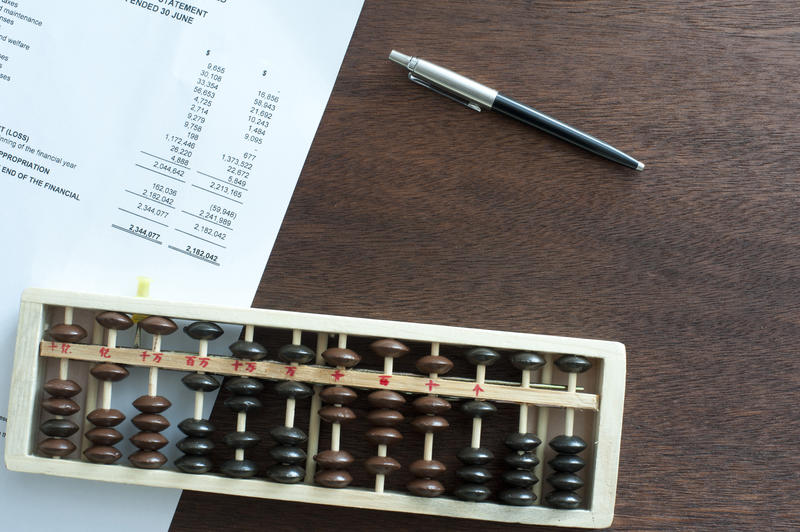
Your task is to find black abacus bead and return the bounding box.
[545,491,582,509]
[510,351,546,370]
[277,344,315,364]
[456,466,492,484]
[223,431,260,449]
[548,472,584,491]
[178,418,215,437]
[224,377,264,396]
[182,373,220,392]
[228,340,267,360]
[555,354,591,373]
[504,452,539,470]
[176,437,214,455]
[40,419,79,438]
[502,469,538,488]
[267,464,305,484]
[461,400,498,418]
[175,454,213,474]
[220,459,258,478]
[498,488,536,506]
[464,347,500,366]
[270,426,308,445]
[269,445,306,465]
[550,435,587,454]
[224,396,262,413]
[457,446,494,465]
[549,454,586,473]
[274,381,313,399]
[505,432,542,451]
[454,484,492,502]
[183,321,224,340]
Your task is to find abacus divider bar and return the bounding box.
[304,332,328,483]
[564,372,578,436]
[533,353,554,502]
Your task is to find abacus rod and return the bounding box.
[81,324,103,459]
[423,432,434,461]
[304,332,328,483]
[564,372,578,436]
[519,368,531,433]
[533,353,554,502]
[471,417,482,448]
[193,339,208,420]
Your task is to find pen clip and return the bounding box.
[408,73,482,112]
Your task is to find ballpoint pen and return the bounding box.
[389,50,644,171]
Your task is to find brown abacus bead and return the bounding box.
[415,355,454,375]
[132,395,171,413]
[90,363,129,382]
[367,390,406,409]
[407,478,446,497]
[42,397,80,416]
[366,409,404,427]
[87,409,125,427]
[319,386,358,405]
[132,413,170,432]
[315,450,355,468]
[409,459,447,478]
[319,406,356,424]
[129,451,167,469]
[38,438,76,457]
[47,323,88,343]
[96,311,134,330]
[43,379,81,398]
[369,339,410,358]
[315,469,353,488]
[85,428,124,446]
[410,415,449,433]
[85,446,122,464]
[412,396,452,415]
[130,432,168,451]
[40,419,79,438]
[139,316,178,335]
[365,427,403,446]
[321,347,360,368]
[365,456,401,475]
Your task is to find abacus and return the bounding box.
[6,288,625,529]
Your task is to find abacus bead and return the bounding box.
[40,419,79,438]
[315,469,352,488]
[365,456,401,475]
[132,413,169,432]
[457,446,494,465]
[314,450,354,468]
[90,363,129,382]
[43,379,81,398]
[555,354,591,373]
[85,446,122,464]
[548,472,584,491]
[47,323,87,343]
[139,316,177,335]
[269,445,306,465]
[409,459,446,478]
[224,396,262,413]
[274,380,313,399]
[510,351,546,370]
[461,400,497,418]
[499,488,536,506]
[223,431,260,449]
[550,435,587,454]
[369,338,410,358]
[87,409,125,427]
[175,455,213,474]
[220,459,258,478]
[182,373,220,392]
[267,464,305,484]
[96,311,134,330]
[464,347,500,366]
[129,451,167,469]
[177,437,214,455]
[270,426,307,445]
[549,454,586,473]
[178,418,215,437]
[505,432,542,451]
[546,491,582,509]
[365,427,403,446]
[224,377,264,396]
[319,386,358,405]
[415,355,453,375]
[410,415,449,433]
[85,427,123,445]
[366,409,403,427]
[132,395,171,413]
[412,395,451,415]
[454,484,491,502]
[130,432,168,451]
[229,339,268,360]
[407,478,445,497]
[319,405,356,424]
[42,398,80,416]
[456,466,492,483]
[183,321,224,340]
[321,347,360,368]
[505,452,539,470]
[367,390,406,409]
[502,469,538,488]
[39,438,76,457]
[277,344,315,364]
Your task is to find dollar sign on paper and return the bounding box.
[206,50,210,56]
[262,70,267,77]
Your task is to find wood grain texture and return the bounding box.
[171,1,800,531]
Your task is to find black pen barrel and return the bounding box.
[491,93,642,170]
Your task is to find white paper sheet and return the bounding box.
[0,1,362,530]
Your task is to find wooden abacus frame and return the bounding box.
[6,288,625,529]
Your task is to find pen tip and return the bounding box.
[389,50,412,67]
[636,162,645,171]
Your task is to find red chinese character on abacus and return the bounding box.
[379,375,391,386]
[60,343,71,354]
[99,347,110,358]
[245,362,256,373]
[331,369,345,382]
[185,355,197,366]
[49,342,58,351]
[232,360,243,371]
[425,379,439,392]
[285,366,296,377]
[199,358,209,369]
[153,353,163,363]
[140,351,150,362]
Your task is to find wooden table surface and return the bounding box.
[170,2,799,530]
